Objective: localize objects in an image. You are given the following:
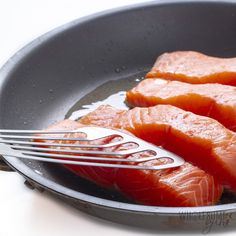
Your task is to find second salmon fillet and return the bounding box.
[126,78,236,131]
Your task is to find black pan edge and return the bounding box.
[3,157,236,215]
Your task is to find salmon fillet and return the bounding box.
[80,104,236,192]
[146,51,236,85]
[126,78,236,131]
[41,118,222,207]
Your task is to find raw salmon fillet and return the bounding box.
[41,119,222,207]
[126,78,236,131]
[80,104,236,192]
[146,51,236,85]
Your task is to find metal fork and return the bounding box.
[0,127,185,170]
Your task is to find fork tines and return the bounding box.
[0,127,185,170]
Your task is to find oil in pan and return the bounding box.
[66,72,144,120]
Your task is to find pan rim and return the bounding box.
[1,0,236,215]
[4,157,236,215]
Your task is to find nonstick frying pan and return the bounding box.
[1,0,236,232]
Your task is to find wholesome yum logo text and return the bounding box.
[179,211,233,234]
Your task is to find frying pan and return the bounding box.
[1,0,236,232]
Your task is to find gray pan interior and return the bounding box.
[1,0,236,232]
